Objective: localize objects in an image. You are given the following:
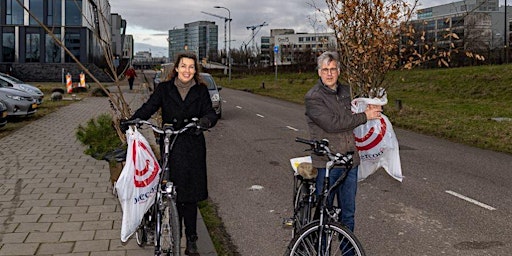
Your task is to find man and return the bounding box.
[125,66,137,90]
[305,51,381,232]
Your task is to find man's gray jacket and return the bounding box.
[305,79,367,169]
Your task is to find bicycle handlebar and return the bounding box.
[295,137,354,167]
[122,118,202,135]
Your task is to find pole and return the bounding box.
[506,0,508,63]
[228,11,232,81]
[224,20,227,66]
[216,6,232,81]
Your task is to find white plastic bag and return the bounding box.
[351,95,403,182]
[115,126,161,242]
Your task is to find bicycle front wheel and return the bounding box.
[160,196,181,255]
[285,220,365,256]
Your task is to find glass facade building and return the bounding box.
[0,0,123,81]
[168,21,218,62]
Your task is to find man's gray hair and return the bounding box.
[317,51,340,70]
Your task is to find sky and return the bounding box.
[110,0,509,57]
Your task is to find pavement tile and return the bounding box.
[59,206,88,214]
[73,240,110,252]
[39,214,71,222]
[37,242,74,255]
[49,199,78,207]
[81,220,114,231]
[28,206,60,215]
[0,232,29,243]
[49,221,83,232]
[87,205,116,213]
[15,222,51,232]
[60,230,95,241]
[25,231,62,243]
[69,212,100,222]
[0,243,38,255]
[76,198,104,206]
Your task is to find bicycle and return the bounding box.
[121,118,203,256]
[284,137,366,256]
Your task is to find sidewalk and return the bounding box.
[0,72,216,255]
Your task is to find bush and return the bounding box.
[75,113,124,160]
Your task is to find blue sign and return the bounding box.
[274,45,279,53]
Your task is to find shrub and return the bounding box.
[75,113,124,160]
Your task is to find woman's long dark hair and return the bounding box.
[167,52,206,86]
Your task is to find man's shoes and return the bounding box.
[185,235,200,256]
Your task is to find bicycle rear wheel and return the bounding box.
[293,179,315,237]
[160,195,181,255]
[285,220,365,256]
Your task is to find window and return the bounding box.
[46,32,61,63]
[6,0,24,25]
[65,32,81,62]
[29,0,44,25]
[2,32,15,62]
[26,33,41,62]
[65,0,82,26]
[48,0,62,26]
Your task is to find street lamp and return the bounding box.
[214,6,231,81]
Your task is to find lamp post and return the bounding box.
[214,6,231,81]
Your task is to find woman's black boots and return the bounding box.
[185,235,199,255]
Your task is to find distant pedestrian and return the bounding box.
[125,66,137,90]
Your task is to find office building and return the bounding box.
[0,0,126,81]
[168,21,219,63]
[266,29,336,65]
[411,0,511,63]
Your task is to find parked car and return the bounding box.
[200,73,223,119]
[153,71,223,118]
[0,73,44,105]
[0,87,38,116]
[0,100,7,127]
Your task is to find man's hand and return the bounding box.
[364,104,382,120]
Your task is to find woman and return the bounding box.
[129,52,218,255]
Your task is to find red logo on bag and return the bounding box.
[354,118,387,151]
[132,140,160,187]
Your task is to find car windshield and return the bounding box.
[2,74,24,83]
[201,75,216,90]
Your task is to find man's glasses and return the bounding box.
[320,68,339,74]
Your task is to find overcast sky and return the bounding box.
[110,0,508,57]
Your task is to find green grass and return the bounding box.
[214,64,512,155]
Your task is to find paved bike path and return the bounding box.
[0,76,216,255]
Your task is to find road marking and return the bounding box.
[256,114,264,118]
[236,106,242,109]
[286,126,299,131]
[445,190,496,211]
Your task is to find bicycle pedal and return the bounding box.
[282,218,294,228]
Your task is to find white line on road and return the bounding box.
[236,106,242,109]
[256,114,265,118]
[445,190,496,211]
[286,126,299,131]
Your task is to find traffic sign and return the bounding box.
[274,45,279,53]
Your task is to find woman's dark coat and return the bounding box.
[131,77,218,202]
